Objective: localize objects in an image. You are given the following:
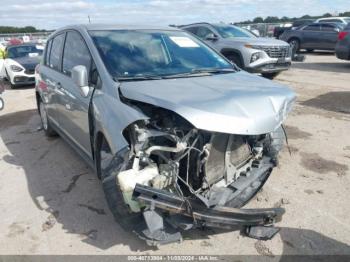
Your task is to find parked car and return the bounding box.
[273,19,314,39]
[279,22,345,53]
[36,24,295,246]
[336,23,350,60]
[2,44,43,88]
[316,17,350,25]
[180,23,292,79]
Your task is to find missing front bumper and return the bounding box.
[132,183,284,246]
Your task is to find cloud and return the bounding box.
[0,0,349,29]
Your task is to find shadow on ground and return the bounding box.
[1,109,350,255]
[301,92,350,114]
[291,52,350,73]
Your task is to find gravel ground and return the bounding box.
[0,53,349,256]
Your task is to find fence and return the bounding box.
[0,32,53,42]
[235,23,291,37]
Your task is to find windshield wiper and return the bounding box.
[115,74,164,82]
[162,68,236,79]
[190,68,236,74]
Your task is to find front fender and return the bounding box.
[91,89,149,154]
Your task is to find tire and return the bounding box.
[0,97,4,111]
[262,72,280,79]
[97,140,141,229]
[38,99,57,137]
[226,53,244,69]
[264,125,285,162]
[288,38,300,55]
[306,49,314,53]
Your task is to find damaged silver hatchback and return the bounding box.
[35,24,295,246]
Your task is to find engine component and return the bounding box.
[117,163,159,212]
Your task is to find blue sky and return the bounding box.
[0,0,349,29]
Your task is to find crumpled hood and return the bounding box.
[119,71,296,135]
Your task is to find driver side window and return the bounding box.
[196,26,214,39]
[62,31,92,77]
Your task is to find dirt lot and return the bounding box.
[0,53,349,256]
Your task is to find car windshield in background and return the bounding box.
[213,25,257,38]
[7,45,43,59]
[89,30,234,80]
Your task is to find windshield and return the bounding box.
[7,45,43,59]
[213,25,256,38]
[89,30,234,80]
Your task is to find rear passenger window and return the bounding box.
[62,31,91,76]
[49,33,65,70]
[321,24,337,32]
[44,40,52,66]
[303,25,321,31]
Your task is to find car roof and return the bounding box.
[317,17,349,21]
[180,22,236,28]
[57,24,180,32]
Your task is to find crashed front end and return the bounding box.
[103,102,290,246]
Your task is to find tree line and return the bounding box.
[0,26,47,34]
[237,11,350,24]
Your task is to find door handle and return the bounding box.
[56,82,62,89]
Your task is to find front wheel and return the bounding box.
[97,141,141,229]
[0,97,4,111]
[39,100,57,137]
[288,39,300,56]
[262,72,280,79]
[226,54,244,69]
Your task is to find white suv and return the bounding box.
[181,23,292,79]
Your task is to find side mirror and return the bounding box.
[205,33,219,41]
[71,65,90,97]
[334,28,340,33]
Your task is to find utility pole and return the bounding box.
[88,15,91,24]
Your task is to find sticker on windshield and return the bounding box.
[169,37,199,47]
[28,53,39,57]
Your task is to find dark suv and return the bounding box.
[279,22,345,53]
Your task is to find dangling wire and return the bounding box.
[282,124,292,156]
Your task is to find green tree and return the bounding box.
[253,17,264,23]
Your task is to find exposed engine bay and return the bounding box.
[102,101,286,246]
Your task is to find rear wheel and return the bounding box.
[39,100,57,137]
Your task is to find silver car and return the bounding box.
[36,24,295,246]
[181,23,292,79]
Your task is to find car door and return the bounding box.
[319,24,340,50]
[39,33,66,127]
[301,24,321,49]
[54,30,97,159]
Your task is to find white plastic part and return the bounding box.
[117,164,159,212]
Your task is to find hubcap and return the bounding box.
[39,102,48,130]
